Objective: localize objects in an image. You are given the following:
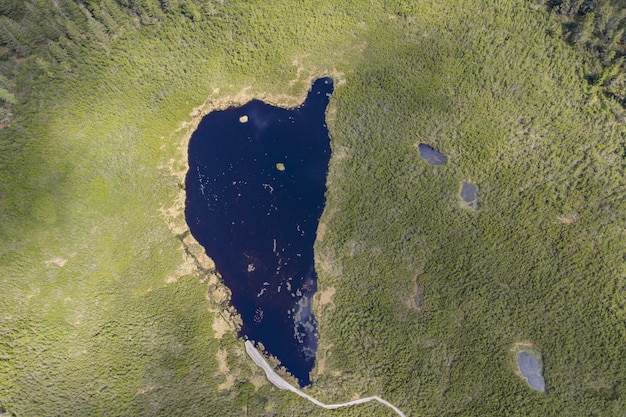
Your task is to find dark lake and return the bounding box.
[185,78,334,386]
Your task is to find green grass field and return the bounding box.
[1,0,626,415]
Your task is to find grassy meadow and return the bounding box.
[1,0,625,415]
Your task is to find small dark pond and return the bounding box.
[185,78,334,386]
[460,182,479,209]
[517,350,546,393]
[460,182,477,202]
[418,143,447,165]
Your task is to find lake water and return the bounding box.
[185,78,334,386]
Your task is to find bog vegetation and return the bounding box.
[1,0,625,415]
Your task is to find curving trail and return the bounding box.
[245,341,406,416]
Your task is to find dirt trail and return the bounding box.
[245,341,406,416]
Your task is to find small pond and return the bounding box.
[418,143,447,165]
[460,182,479,209]
[185,78,334,386]
[517,350,546,393]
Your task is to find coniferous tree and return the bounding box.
[568,0,583,15]
[56,0,89,23]
[84,1,119,35]
[0,87,17,104]
[100,0,133,30]
[572,11,595,45]
[594,0,614,35]
[0,16,33,57]
[57,34,80,59]
[608,27,624,50]
[49,42,70,65]
[595,55,624,85]
[78,3,108,44]
[0,0,25,19]
[24,0,65,43]
[179,0,201,22]
[160,0,178,14]
[557,0,572,15]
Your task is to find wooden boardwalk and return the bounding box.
[245,340,406,416]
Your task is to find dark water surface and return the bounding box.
[460,182,479,209]
[185,78,334,386]
[418,143,447,165]
[460,182,477,202]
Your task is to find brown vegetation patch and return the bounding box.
[313,343,342,377]
[331,144,348,160]
[511,341,537,352]
[406,270,424,311]
[313,285,336,320]
[347,240,365,257]
[317,286,336,307]
[45,257,67,267]
[216,349,235,390]
[25,287,40,300]
[317,222,328,241]
[250,374,267,389]
[315,250,342,277]
[165,248,197,283]
[316,356,328,375]
[136,385,156,396]
[210,285,229,305]
[211,315,233,340]
[558,213,580,224]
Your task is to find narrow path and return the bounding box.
[245,341,406,416]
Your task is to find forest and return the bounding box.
[1,0,626,415]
